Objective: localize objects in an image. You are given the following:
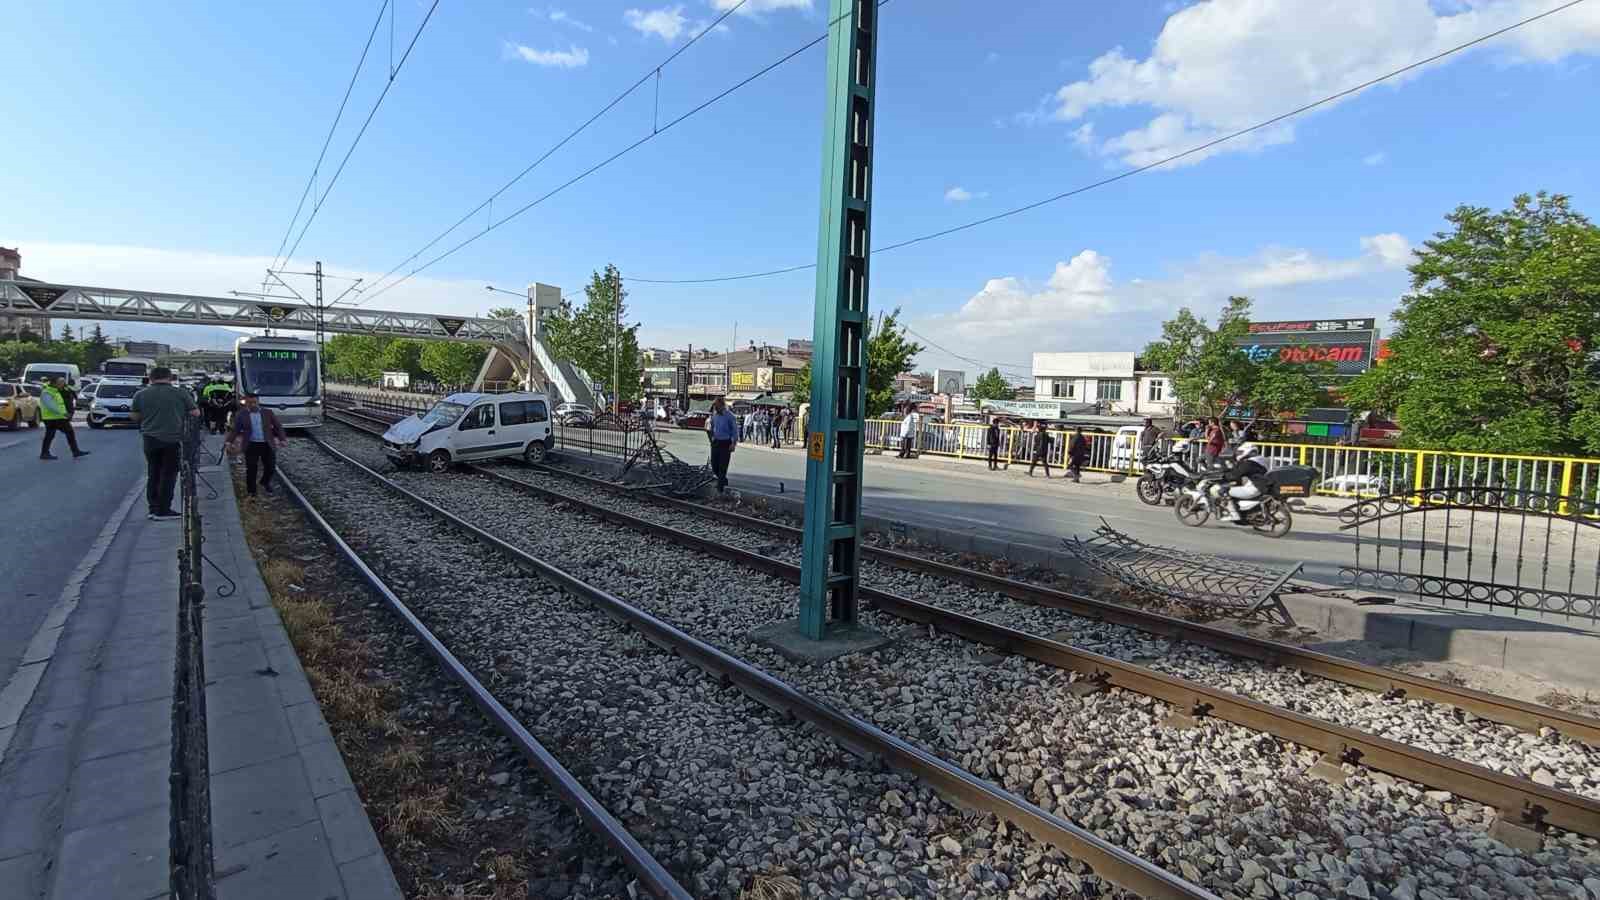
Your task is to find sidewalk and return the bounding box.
[0,452,402,899]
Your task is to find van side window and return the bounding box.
[499,401,527,426]
[527,400,549,423]
[461,405,496,430]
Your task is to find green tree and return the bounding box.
[786,309,924,418]
[324,335,391,382]
[420,341,489,386]
[1143,296,1324,421]
[379,339,427,381]
[1345,192,1600,455]
[59,323,74,341]
[792,361,811,408]
[486,306,523,321]
[83,324,115,372]
[542,264,642,404]
[970,367,1013,401]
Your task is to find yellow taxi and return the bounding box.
[1,382,41,430]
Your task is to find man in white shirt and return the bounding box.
[898,406,919,459]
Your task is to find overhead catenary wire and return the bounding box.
[268,0,391,274]
[900,324,1031,375]
[354,0,890,307]
[348,0,755,306]
[278,0,443,272]
[630,0,1591,285]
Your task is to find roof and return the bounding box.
[443,391,548,405]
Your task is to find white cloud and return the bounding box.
[710,0,811,14]
[1232,233,1411,290]
[506,42,590,68]
[626,6,690,41]
[1362,151,1387,166]
[944,186,988,203]
[548,9,594,32]
[1052,0,1600,166]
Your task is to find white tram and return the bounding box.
[233,336,323,428]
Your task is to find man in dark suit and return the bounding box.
[226,392,288,496]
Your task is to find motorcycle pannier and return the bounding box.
[1265,465,1319,497]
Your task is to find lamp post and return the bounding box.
[486,285,534,391]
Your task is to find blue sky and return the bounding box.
[4,0,1599,375]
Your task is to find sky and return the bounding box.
[4,0,1600,378]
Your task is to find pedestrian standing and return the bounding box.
[227,392,288,496]
[1067,427,1089,483]
[1027,420,1053,478]
[130,367,197,519]
[1203,417,1225,468]
[985,416,1002,470]
[898,406,919,459]
[1139,417,1161,464]
[706,397,738,493]
[39,375,90,460]
[770,409,782,448]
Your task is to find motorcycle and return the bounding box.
[1135,441,1201,506]
[1173,472,1296,538]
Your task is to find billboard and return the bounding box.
[786,338,814,357]
[1237,318,1379,377]
[933,368,965,396]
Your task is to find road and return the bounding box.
[0,417,147,690]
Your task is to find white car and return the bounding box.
[383,391,554,472]
[86,379,144,428]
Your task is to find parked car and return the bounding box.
[383,391,554,472]
[0,382,41,429]
[554,402,595,427]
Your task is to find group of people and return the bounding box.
[1178,416,1253,466]
[740,406,794,449]
[35,367,287,520]
[979,417,1094,482]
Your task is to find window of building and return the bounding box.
[1049,380,1075,398]
[1096,379,1122,402]
[1147,379,1165,402]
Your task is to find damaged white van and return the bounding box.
[382,392,554,472]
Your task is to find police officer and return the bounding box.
[201,374,235,434]
[40,376,90,460]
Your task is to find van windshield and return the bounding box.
[420,401,467,428]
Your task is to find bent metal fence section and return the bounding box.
[1064,520,1303,624]
[1337,487,1600,624]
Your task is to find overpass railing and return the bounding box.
[862,418,1600,514]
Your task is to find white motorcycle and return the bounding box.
[1173,472,1295,538]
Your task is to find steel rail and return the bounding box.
[297,430,1218,900]
[382,436,1600,839]
[326,406,1600,746]
[273,464,693,900]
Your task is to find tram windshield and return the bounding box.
[238,348,318,397]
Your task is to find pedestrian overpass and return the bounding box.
[0,278,596,406]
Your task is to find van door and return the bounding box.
[497,399,552,457]
[454,402,506,459]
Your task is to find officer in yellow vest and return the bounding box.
[40,376,90,460]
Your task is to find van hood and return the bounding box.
[383,416,430,444]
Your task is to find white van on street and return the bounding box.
[382,391,553,472]
[21,362,82,386]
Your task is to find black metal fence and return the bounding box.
[1338,487,1600,623]
[170,416,215,899]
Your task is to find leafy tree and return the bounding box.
[83,324,115,372]
[324,335,391,382]
[1143,296,1324,421]
[792,361,811,409]
[487,306,523,321]
[420,341,488,386]
[379,339,428,381]
[785,309,924,418]
[542,264,642,404]
[970,367,1013,401]
[1345,192,1600,455]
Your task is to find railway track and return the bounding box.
[309,409,1600,897]
[324,407,1600,836]
[282,426,1213,899]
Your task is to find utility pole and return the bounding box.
[526,288,536,392]
[314,261,325,386]
[612,266,621,415]
[797,0,879,641]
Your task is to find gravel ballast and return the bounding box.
[300,423,1600,899]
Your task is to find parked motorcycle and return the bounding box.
[1136,441,1201,506]
[1172,466,1315,538]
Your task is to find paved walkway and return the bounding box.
[0,448,401,900]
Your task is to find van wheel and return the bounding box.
[427,450,452,473]
[523,441,547,465]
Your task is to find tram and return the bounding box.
[233,336,323,428]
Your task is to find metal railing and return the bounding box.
[553,421,649,459]
[862,419,1600,513]
[171,416,214,899]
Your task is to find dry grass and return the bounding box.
[377,746,424,776]
[386,786,462,843]
[740,871,802,900]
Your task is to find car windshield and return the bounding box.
[98,384,139,399]
[22,385,40,397]
[420,401,467,427]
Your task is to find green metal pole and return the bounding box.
[799,0,878,640]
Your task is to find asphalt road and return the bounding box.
[0,417,147,690]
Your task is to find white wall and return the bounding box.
[1032,351,1137,378]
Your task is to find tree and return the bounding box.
[59,323,74,341]
[379,339,428,381]
[970,367,1013,402]
[787,309,924,418]
[792,361,811,409]
[1142,296,1324,422]
[1345,192,1600,455]
[420,341,489,386]
[324,335,391,382]
[487,306,523,321]
[542,264,642,404]
[83,324,115,372]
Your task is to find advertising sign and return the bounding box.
[933,368,965,396]
[731,371,756,388]
[978,399,1074,419]
[1237,317,1379,377]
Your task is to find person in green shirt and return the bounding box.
[130,367,199,520]
[39,376,90,460]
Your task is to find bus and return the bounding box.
[234,336,322,428]
[101,356,158,382]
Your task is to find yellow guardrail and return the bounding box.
[862,419,1600,514]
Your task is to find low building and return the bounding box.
[1031,351,1174,418]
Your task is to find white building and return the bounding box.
[1031,351,1176,418]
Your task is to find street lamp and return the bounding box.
[486,285,534,392]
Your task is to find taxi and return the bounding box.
[0,382,41,429]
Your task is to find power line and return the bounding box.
[631,0,1590,284]
[269,0,390,274]
[349,0,755,305]
[900,324,1030,374]
[355,0,888,307]
[279,0,443,270]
